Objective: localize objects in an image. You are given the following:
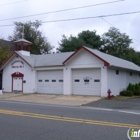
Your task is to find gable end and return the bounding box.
[63,46,110,66]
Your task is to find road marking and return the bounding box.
[1,100,140,115]
[118,110,140,115]
[0,109,140,129]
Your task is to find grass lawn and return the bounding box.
[105,95,140,100]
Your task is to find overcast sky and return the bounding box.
[0,0,140,51]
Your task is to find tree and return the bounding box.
[0,40,12,66]
[57,30,103,52]
[101,27,133,57]
[8,20,53,54]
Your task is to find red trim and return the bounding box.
[28,45,30,52]
[63,46,110,66]
[21,42,23,50]
[11,72,24,92]
[0,51,32,70]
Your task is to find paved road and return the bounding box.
[84,98,140,110]
[0,100,140,140]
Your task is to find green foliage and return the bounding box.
[120,83,140,96]
[127,83,135,92]
[8,20,53,54]
[101,27,133,57]
[57,27,140,67]
[134,90,140,96]
[57,30,103,52]
[120,90,133,97]
[0,40,12,65]
[101,27,140,66]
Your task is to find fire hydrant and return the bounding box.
[107,89,111,99]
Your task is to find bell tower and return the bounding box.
[13,39,33,56]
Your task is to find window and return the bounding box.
[116,70,119,75]
[84,79,89,82]
[130,72,132,76]
[139,74,140,77]
[45,80,49,82]
[75,79,80,82]
[94,79,100,82]
[38,80,42,82]
[52,80,56,82]
[59,80,63,82]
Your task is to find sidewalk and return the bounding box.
[0,93,101,106]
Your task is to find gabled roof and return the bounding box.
[18,52,73,67]
[63,46,140,71]
[84,47,140,71]
[0,51,73,69]
[0,46,140,72]
[0,51,32,70]
[63,46,110,66]
[13,39,33,45]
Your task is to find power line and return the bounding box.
[100,17,114,27]
[41,10,140,23]
[0,0,124,22]
[0,0,28,7]
[100,17,140,44]
[0,10,140,27]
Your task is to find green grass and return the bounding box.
[105,95,140,100]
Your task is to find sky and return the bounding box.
[0,0,140,52]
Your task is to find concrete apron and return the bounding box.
[0,93,102,106]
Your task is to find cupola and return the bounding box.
[13,38,33,56]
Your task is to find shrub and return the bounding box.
[127,83,135,92]
[135,84,140,90]
[134,90,140,96]
[120,90,133,96]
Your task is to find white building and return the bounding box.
[0,39,140,97]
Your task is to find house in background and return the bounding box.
[0,38,140,97]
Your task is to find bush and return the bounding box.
[127,83,135,92]
[134,90,140,96]
[120,90,133,97]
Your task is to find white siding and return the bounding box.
[37,70,63,94]
[66,49,104,67]
[126,71,140,85]
[2,56,35,93]
[63,49,104,96]
[107,67,140,96]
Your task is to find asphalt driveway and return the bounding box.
[0,93,101,106]
[84,98,140,110]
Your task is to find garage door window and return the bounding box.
[45,80,49,82]
[52,80,56,82]
[75,79,80,82]
[84,79,89,82]
[38,80,42,82]
[94,79,100,82]
[59,80,63,82]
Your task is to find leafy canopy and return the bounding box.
[101,27,133,57]
[9,20,53,54]
[57,30,103,52]
[0,40,12,66]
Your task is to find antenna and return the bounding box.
[21,24,24,38]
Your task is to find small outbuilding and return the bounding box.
[0,39,140,97]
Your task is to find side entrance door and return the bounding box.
[11,72,24,92]
[13,77,23,91]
